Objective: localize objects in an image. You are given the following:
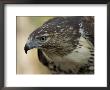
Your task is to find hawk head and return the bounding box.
[24,17,81,56]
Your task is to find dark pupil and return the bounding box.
[40,36,46,41]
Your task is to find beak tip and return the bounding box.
[24,44,29,54]
[25,50,27,54]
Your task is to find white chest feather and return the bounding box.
[64,36,93,65]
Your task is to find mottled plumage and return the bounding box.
[24,16,94,74]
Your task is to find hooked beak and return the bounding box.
[24,40,40,54]
[24,44,30,54]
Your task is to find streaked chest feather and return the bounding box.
[43,36,94,73]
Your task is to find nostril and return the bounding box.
[24,44,29,54]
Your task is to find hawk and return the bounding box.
[24,16,94,74]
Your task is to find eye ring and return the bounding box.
[39,36,47,42]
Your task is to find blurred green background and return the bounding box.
[16,16,54,74]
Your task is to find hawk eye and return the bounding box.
[39,36,47,42]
